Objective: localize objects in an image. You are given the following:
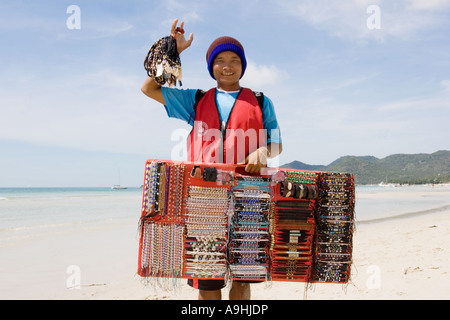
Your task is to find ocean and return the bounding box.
[1,184,450,243]
[355,184,450,222]
[0,188,142,244]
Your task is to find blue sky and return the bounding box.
[1,0,449,187]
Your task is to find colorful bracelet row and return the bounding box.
[139,221,184,278]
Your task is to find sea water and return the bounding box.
[0,188,142,244]
[1,185,450,241]
[355,184,450,222]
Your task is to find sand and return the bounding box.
[1,189,449,300]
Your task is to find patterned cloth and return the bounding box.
[144,36,182,87]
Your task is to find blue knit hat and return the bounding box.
[206,36,247,80]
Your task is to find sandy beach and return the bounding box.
[1,185,449,300]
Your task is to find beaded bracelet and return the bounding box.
[142,162,159,214]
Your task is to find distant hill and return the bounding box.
[281,150,450,185]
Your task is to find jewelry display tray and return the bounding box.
[138,159,355,284]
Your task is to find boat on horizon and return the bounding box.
[112,168,127,190]
[111,185,128,190]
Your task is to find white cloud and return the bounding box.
[313,76,372,93]
[78,69,141,90]
[162,0,203,25]
[241,61,289,89]
[0,3,134,41]
[277,0,450,41]
[277,0,380,40]
[57,20,134,41]
[406,0,450,11]
[275,74,450,164]
[0,67,177,156]
[377,88,450,112]
[440,80,450,91]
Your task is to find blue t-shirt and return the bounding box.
[161,87,282,144]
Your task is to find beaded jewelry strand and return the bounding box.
[184,186,230,279]
[312,172,355,283]
[229,181,272,280]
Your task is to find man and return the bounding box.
[141,19,282,300]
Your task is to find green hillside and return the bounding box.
[281,150,450,185]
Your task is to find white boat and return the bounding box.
[112,169,127,190]
[111,185,127,190]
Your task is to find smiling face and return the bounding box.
[212,51,242,91]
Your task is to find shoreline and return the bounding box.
[358,203,450,225]
[1,187,449,300]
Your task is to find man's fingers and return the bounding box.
[245,163,261,174]
[170,18,178,35]
[245,161,268,174]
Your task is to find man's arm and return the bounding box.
[141,19,193,105]
[141,77,165,105]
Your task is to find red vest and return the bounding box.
[187,88,266,164]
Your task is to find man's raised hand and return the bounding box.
[171,19,194,54]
